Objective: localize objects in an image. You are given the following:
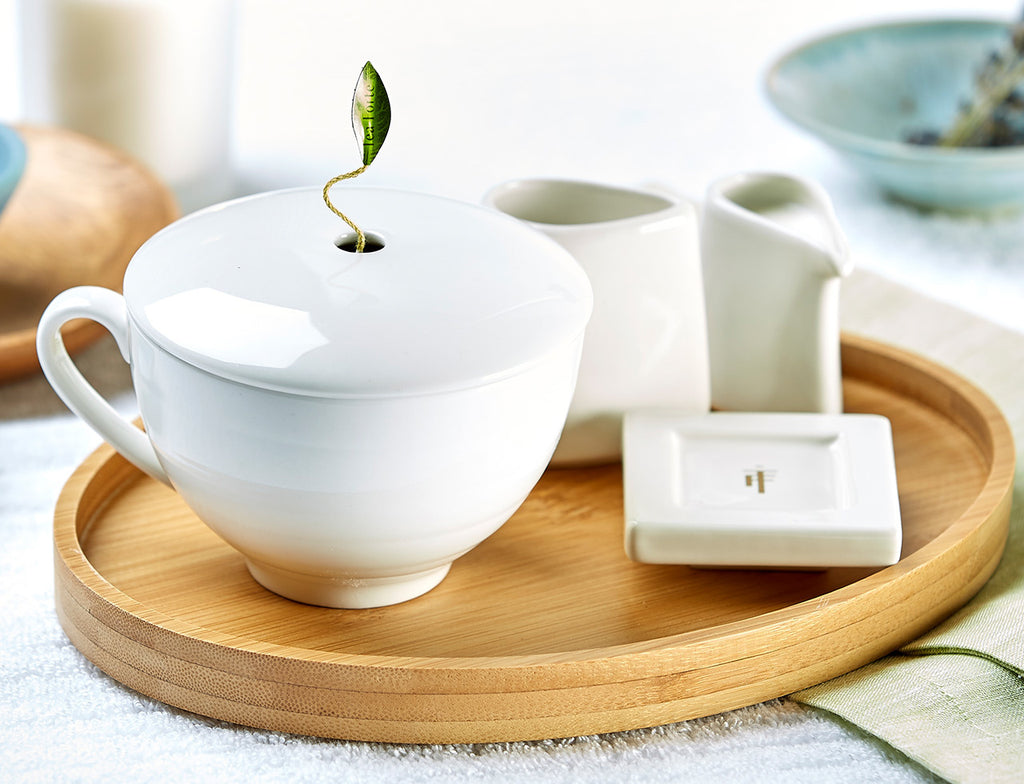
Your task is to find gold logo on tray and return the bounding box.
[743,468,776,494]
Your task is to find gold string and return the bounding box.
[323,164,369,251]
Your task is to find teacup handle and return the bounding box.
[36,286,171,486]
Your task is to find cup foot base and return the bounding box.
[245,560,452,609]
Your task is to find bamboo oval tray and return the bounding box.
[0,125,177,382]
[53,334,1015,744]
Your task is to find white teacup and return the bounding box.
[484,178,710,466]
[37,187,592,608]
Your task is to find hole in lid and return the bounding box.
[335,231,385,253]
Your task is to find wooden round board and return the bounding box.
[0,125,178,382]
[53,334,1015,744]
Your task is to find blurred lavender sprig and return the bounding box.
[937,18,1024,147]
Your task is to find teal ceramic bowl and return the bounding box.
[766,19,1024,212]
[0,124,26,217]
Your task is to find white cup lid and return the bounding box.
[124,187,593,396]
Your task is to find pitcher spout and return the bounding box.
[707,171,852,279]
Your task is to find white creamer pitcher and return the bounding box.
[485,178,710,466]
[701,172,853,413]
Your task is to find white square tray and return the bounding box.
[623,412,902,568]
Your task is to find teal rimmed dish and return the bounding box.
[0,124,26,217]
[766,19,1024,212]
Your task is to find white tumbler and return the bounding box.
[19,0,237,213]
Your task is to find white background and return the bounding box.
[1,0,1023,333]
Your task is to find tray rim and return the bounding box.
[54,333,1015,667]
[51,333,1016,739]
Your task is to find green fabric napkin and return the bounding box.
[791,272,1024,784]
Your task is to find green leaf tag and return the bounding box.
[351,61,391,166]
